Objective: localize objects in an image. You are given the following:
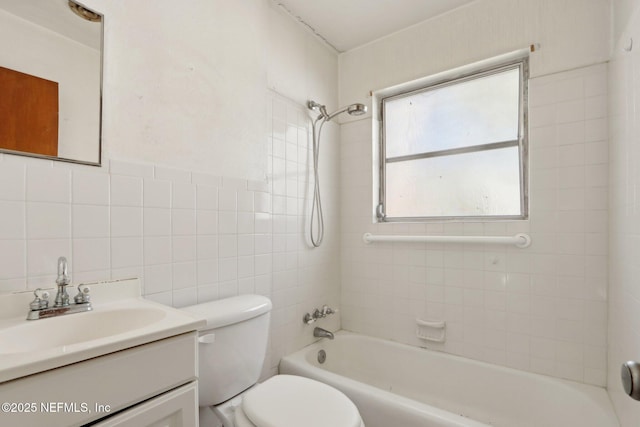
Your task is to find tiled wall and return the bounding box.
[340,62,609,386]
[0,92,341,376]
[607,2,640,423]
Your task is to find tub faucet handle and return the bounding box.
[321,305,337,316]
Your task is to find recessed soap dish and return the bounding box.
[415,318,446,343]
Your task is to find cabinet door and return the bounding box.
[92,382,198,427]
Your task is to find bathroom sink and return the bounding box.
[0,307,166,354]
[0,278,205,383]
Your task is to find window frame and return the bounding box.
[377,57,529,222]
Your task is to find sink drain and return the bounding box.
[317,349,326,364]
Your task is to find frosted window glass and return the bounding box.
[385,147,522,218]
[384,68,520,158]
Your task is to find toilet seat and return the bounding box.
[236,375,362,427]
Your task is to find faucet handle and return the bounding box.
[74,285,91,304]
[29,288,49,310]
[321,305,337,316]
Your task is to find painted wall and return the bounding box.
[339,0,610,116]
[339,0,610,386]
[0,0,340,378]
[608,0,640,424]
[0,9,101,163]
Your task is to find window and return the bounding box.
[378,58,528,221]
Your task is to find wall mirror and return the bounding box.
[0,0,103,166]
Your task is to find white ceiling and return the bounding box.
[274,0,477,52]
[0,0,101,49]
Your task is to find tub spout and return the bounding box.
[314,327,334,340]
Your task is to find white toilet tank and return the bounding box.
[181,295,272,407]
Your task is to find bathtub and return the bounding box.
[279,331,619,427]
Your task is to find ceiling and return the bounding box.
[0,0,101,49]
[274,0,477,52]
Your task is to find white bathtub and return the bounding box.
[280,331,619,427]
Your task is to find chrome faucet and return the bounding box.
[313,327,334,340]
[26,256,92,320]
[54,256,70,307]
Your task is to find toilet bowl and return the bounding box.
[181,295,364,427]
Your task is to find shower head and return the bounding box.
[347,103,367,116]
[325,103,368,121]
[308,100,368,122]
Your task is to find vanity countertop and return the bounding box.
[0,278,204,383]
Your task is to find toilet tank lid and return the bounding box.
[181,295,272,329]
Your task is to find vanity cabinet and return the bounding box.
[0,332,199,427]
[93,381,197,426]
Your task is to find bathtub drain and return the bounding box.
[317,349,326,364]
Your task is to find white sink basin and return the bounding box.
[0,278,205,383]
[0,307,166,354]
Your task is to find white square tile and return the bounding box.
[197,210,218,235]
[196,186,218,210]
[584,118,608,142]
[26,202,70,239]
[255,254,272,275]
[144,236,172,265]
[72,171,109,205]
[0,201,25,239]
[238,213,254,234]
[173,236,196,262]
[111,237,143,269]
[238,235,254,256]
[143,179,170,208]
[197,259,218,284]
[173,262,197,289]
[237,191,254,212]
[111,206,143,237]
[27,166,70,203]
[0,162,25,201]
[72,205,109,238]
[172,182,196,209]
[111,175,143,207]
[255,235,272,255]
[555,99,585,124]
[172,209,196,236]
[219,235,237,259]
[219,189,237,211]
[238,277,255,294]
[197,235,218,260]
[143,208,171,236]
[0,240,25,279]
[144,263,172,294]
[218,212,237,234]
[219,257,238,281]
[72,238,110,272]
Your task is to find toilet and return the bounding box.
[182,295,364,427]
